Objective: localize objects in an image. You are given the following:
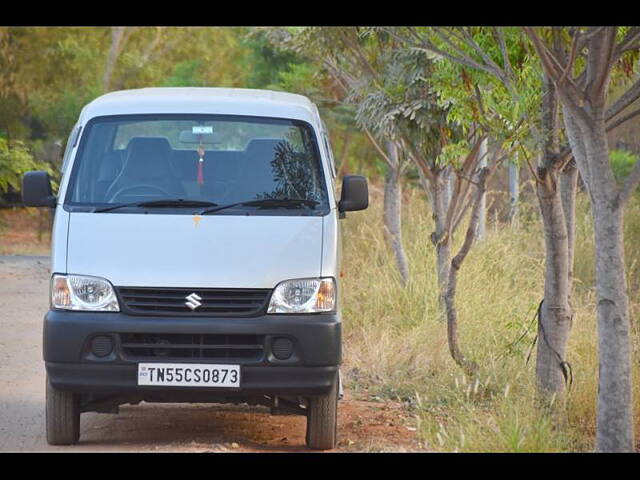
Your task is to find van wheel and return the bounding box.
[305,374,338,450]
[46,375,80,445]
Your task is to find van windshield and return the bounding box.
[64,115,329,214]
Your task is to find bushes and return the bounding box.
[0,137,50,195]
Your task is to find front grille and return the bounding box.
[116,287,271,316]
[119,333,265,362]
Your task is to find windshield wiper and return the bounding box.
[94,199,219,213]
[199,198,318,215]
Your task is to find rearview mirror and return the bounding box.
[339,175,368,214]
[22,171,56,207]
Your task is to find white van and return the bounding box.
[22,87,368,450]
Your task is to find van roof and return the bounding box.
[79,87,320,125]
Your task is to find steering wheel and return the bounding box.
[107,184,173,203]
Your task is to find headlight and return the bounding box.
[267,277,336,314]
[51,274,120,312]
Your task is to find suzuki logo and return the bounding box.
[185,293,202,310]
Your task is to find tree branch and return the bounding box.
[338,29,378,79]
[458,27,507,82]
[402,132,435,182]
[576,26,605,50]
[585,27,618,100]
[524,27,584,101]
[433,27,483,66]
[605,77,640,122]
[452,167,490,268]
[524,27,564,79]
[363,128,394,167]
[615,26,640,60]
[606,107,640,132]
[444,135,486,233]
[451,182,475,234]
[558,30,580,88]
[493,27,516,83]
[404,27,499,77]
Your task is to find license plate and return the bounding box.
[137,363,241,388]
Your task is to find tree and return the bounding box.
[272,27,521,374]
[525,26,640,453]
[103,27,131,91]
[384,26,583,408]
[265,27,413,285]
[240,29,309,90]
[0,28,29,139]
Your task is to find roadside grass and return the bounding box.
[341,185,640,452]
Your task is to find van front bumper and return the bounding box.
[43,310,341,398]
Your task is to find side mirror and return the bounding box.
[22,171,56,207]
[338,175,368,214]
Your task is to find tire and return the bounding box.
[306,373,338,450]
[45,375,80,445]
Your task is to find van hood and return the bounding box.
[66,212,324,288]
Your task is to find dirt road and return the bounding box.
[0,255,423,452]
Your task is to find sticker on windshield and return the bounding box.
[192,126,213,134]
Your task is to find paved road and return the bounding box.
[0,256,421,452]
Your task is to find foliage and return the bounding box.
[610,149,639,184]
[161,60,206,87]
[0,26,256,195]
[388,27,543,159]
[240,29,307,90]
[268,27,461,170]
[114,27,249,91]
[351,44,461,166]
[0,137,50,193]
[259,27,381,177]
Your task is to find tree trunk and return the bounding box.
[383,156,410,285]
[532,73,576,403]
[477,138,488,240]
[428,170,451,318]
[591,200,634,452]
[442,168,489,376]
[535,167,573,399]
[103,27,127,92]
[508,160,519,225]
[583,124,634,453]
[525,26,636,450]
[560,160,579,285]
[563,104,634,452]
[443,165,453,212]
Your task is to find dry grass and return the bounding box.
[341,185,640,452]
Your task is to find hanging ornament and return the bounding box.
[197,143,205,186]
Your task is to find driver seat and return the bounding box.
[104,137,185,202]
